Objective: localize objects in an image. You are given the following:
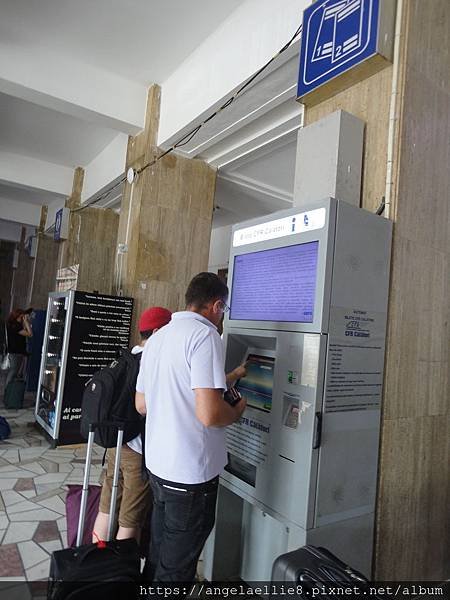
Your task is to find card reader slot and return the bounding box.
[278,454,295,463]
[313,411,323,449]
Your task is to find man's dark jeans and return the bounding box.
[143,472,218,582]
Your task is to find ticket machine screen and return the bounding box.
[236,354,275,413]
[230,241,319,322]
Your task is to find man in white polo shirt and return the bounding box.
[136,272,246,582]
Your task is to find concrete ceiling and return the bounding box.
[0,0,302,238]
[0,92,118,168]
[0,0,247,227]
[0,181,64,206]
[0,0,245,85]
[213,136,297,228]
[0,218,34,244]
[157,40,302,229]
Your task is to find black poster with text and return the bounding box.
[58,292,133,445]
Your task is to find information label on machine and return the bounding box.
[226,408,271,467]
[325,307,386,413]
[233,208,326,247]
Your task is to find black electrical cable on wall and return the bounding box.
[70,175,127,214]
[72,22,303,215]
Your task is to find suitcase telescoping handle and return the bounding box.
[76,422,124,547]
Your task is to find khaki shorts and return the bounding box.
[99,444,151,529]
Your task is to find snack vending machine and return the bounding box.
[35,291,133,446]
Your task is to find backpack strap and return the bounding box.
[4,323,9,354]
[140,418,148,482]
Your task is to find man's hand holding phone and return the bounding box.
[223,386,247,421]
[233,395,247,419]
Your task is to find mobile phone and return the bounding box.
[223,386,242,407]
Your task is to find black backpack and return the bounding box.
[80,348,143,448]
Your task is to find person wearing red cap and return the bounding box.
[138,307,172,335]
[93,306,172,543]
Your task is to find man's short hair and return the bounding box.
[185,272,229,309]
[140,329,153,341]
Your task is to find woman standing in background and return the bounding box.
[5,309,32,388]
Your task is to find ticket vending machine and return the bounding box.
[204,197,392,580]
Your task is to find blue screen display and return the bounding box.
[236,354,274,413]
[230,241,319,323]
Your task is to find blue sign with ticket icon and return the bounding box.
[298,0,384,101]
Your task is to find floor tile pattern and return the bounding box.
[0,395,104,588]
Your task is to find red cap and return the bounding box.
[138,307,172,332]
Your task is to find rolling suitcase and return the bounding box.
[272,545,369,598]
[47,423,140,600]
[4,378,25,409]
[65,484,102,547]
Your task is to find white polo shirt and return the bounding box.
[136,311,227,484]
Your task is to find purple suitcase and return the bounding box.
[66,484,102,547]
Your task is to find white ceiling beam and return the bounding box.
[0,197,42,227]
[81,133,128,203]
[218,172,293,205]
[0,220,24,243]
[0,151,73,197]
[204,102,302,169]
[0,45,147,135]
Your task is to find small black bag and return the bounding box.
[80,348,142,448]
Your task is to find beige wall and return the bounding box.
[0,241,15,317]
[375,0,450,579]
[304,66,393,213]
[10,228,34,310]
[59,206,119,295]
[58,167,120,296]
[304,0,449,579]
[117,86,216,342]
[29,234,59,309]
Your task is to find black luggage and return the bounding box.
[4,378,25,409]
[272,545,369,598]
[48,423,140,600]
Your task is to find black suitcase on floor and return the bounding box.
[47,423,141,599]
[272,545,369,599]
[4,378,25,409]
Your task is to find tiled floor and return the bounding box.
[0,393,104,589]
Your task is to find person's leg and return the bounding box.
[93,448,123,542]
[142,475,165,582]
[18,354,26,378]
[92,511,110,541]
[5,354,23,387]
[116,445,151,541]
[153,479,218,582]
